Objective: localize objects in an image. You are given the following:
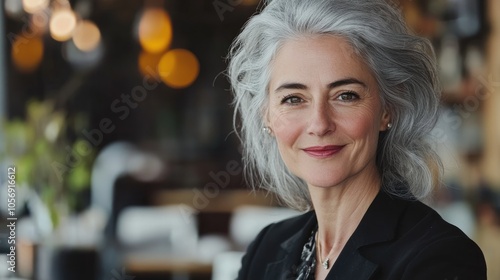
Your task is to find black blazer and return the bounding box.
[237,191,486,280]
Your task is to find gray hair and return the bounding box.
[228,0,442,211]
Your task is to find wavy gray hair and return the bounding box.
[228,0,442,211]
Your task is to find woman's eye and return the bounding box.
[281,95,303,105]
[338,91,359,101]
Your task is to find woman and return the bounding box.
[228,0,486,279]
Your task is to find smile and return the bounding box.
[302,145,344,158]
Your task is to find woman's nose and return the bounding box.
[307,102,335,137]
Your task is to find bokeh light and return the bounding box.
[22,0,49,14]
[138,51,162,78]
[158,49,199,89]
[138,8,173,54]
[50,9,77,42]
[29,10,50,36]
[11,36,44,73]
[63,39,104,69]
[5,0,24,18]
[72,20,101,52]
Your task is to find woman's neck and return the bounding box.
[309,170,381,267]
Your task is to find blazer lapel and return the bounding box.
[265,211,318,280]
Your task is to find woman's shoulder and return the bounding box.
[379,192,480,253]
[395,203,486,278]
[396,195,475,242]
[370,193,487,278]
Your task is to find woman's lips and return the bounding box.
[302,145,344,158]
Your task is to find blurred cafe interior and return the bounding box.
[0,0,499,279]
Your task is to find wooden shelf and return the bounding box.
[125,256,212,275]
[151,189,278,213]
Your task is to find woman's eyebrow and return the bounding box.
[274,78,366,93]
[274,82,307,93]
[327,78,366,89]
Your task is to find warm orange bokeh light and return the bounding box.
[138,8,173,54]
[50,9,77,42]
[138,51,163,78]
[73,20,101,52]
[11,36,44,72]
[158,49,200,89]
[22,0,49,14]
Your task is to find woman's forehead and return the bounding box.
[269,36,376,91]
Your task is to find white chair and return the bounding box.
[116,204,198,253]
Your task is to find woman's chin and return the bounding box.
[304,178,345,189]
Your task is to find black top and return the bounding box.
[237,190,486,280]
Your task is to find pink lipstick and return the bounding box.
[302,145,344,158]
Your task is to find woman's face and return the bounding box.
[267,35,390,189]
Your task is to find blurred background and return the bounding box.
[0,0,499,279]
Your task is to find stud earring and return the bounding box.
[387,123,393,129]
[263,127,272,134]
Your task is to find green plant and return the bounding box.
[1,99,94,227]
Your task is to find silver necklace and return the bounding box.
[316,231,330,270]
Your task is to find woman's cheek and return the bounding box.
[271,111,304,143]
[337,108,380,139]
[270,109,298,128]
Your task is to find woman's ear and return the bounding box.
[379,108,392,131]
[262,106,275,136]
